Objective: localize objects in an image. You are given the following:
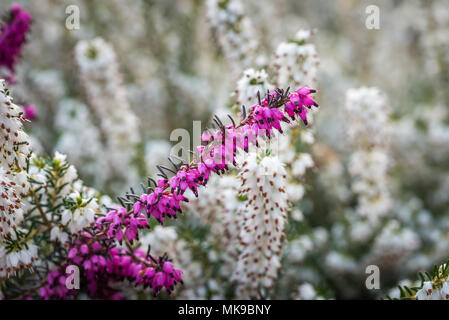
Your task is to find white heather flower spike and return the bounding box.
[0,79,36,279]
[54,99,108,188]
[231,152,288,298]
[0,241,38,279]
[206,0,258,70]
[345,87,390,147]
[344,87,392,225]
[273,29,319,88]
[0,79,31,172]
[0,171,24,241]
[75,38,140,189]
[187,174,242,276]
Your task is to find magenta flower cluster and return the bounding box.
[96,206,149,244]
[39,229,183,299]
[38,268,79,300]
[0,4,31,83]
[131,87,318,225]
[285,87,317,126]
[37,86,317,299]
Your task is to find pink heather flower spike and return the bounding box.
[130,86,318,227]
[37,86,316,300]
[0,4,31,83]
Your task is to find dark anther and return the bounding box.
[156,165,168,178]
[117,197,125,207]
[214,115,225,129]
[148,177,157,187]
[242,105,247,119]
[159,165,176,175]
[168,157,179,171]
[227,114,236,127]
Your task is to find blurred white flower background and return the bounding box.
[0,0,448,300]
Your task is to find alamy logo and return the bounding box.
[65,265,80,289]
[365,265,380,289]
[65,5,80,30]
[365,5,380,30]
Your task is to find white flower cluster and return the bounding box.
[391,104,449,210]
[231,152,288,298]
[54,99,107,187]
[293,283,325,300]
[345,87,390,147]
[75,37,140,189]
[273,29,319,88]
[415,281,449,300]
[267,128,315,214]
[0,80,31,172]
[348,149,391,222]
[60,190,98,235]
[312,143,350,202]
[0,80,37,279]
[324,251,358,275]
[233,68,273,107]
[28,69,66,104]
[416,281,449,300]
[188,175,239,233]
[413,263,449,300]
[345,87,392,224]
[288,228,328,264]
[187,174,241,276]
[206,0,258,70]
[126,80,168,139]
[0,170,28,240]
[30,152,99,244]
[367,220,420,270]
[422,1,449,80]
[29,152,77,205]
[0,241,38,280]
